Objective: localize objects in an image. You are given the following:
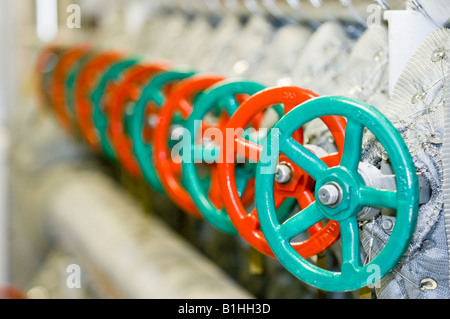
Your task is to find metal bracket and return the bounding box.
[357,160,430,220]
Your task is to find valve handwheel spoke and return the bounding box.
[340,119,365,173]
[340,216,361,274]
[295,189,323,236]
[247,192,289,230]
[255,96,420,292]
[279,137,328,181]
[234,135,262,163]
[278,203,325,241]
[359,186,398,209]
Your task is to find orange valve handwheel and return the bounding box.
[0,285,27,299]
[91,57,143,161]
[74,50,125,150]
[64,50,101,138]
[51,44,93,134]
[107,62,170,177]
[35,45,67,111]
[153,74,227,217]
[218,86,347,257]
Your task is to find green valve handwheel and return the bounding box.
[182,79,269,234]
[91,58,140,162]
[129,70,196,193]
[255,96,420,292]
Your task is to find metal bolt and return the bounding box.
[422,239,436,250]
[327,136,334,143]
[411,91,427,104]
[420,278,437,290]
[318,183,342,207]
[233,60,249,75]
[170,126,185,141]
[381,218,393,231]
[381,151,390,163]
[275,163,292,184]
[147,114,158,128]
[349,85,363,95]
[431,48,446,62]
[374,50,384,62]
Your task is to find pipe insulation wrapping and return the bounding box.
[39,166,253,299]
[444,62,450,291]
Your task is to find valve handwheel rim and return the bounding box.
[129,70,196,193]
[52,44,93,135]
[65,50,99,137]
[106,63,170,178]
[91,58,141,161]
[218,86,347,257]
[182,79,267,234]
[74,51,124,150]
[255,96,419,292]
[153,74,226,217]
[36,45,65,111]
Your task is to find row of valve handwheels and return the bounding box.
[36,43,419,293]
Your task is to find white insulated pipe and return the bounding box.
[42,167,253,299]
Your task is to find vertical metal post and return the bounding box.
[0,0,16,286]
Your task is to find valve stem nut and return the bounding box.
[318,183,342,207]
[275,163,292,184]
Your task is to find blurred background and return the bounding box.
[2,0,335,299]
[0,0,447,300]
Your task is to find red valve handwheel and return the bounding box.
[51,44,93,134]
[0,285,26,299]
[218,86,347,257]
[153,74,227,217]
[74,51,125,150]
[107,62,169,177]
[35,45,66,111]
